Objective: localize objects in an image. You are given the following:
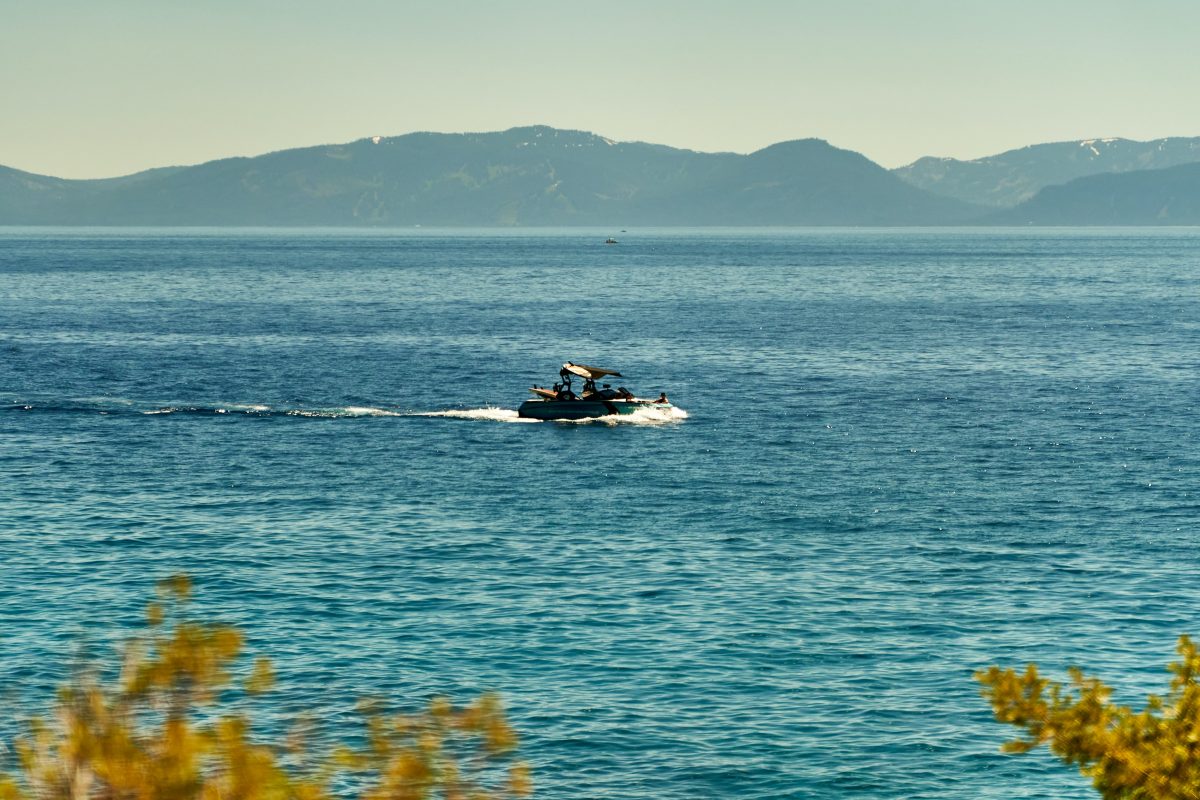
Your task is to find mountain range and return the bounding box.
[894,136,1200,208]
[3,127,1200,226]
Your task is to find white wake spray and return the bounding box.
[135,402,689,425]
[411,407,533,423]
[415,405,687,425]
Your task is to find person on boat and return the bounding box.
[617,386,635,400]
[550,377,576,401]
[655,392,669,404]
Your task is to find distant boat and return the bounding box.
[518,362,673,420]
[605,237,618,244]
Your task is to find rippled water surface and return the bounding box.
[2,228,1199,798]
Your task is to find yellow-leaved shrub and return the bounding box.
[978,635,1200,799]
[1,576,531,800]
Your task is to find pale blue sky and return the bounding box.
[3,0,1198,178]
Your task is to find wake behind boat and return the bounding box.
[518,362,673,421]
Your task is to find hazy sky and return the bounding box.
[4,0,1199,178]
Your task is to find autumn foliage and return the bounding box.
[0,576,531,800]
[978,636,1200,799]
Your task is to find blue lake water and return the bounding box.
[2,228,1199,799]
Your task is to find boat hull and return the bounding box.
[517,398,671,420]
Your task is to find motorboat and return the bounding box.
[517,362,673,420]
